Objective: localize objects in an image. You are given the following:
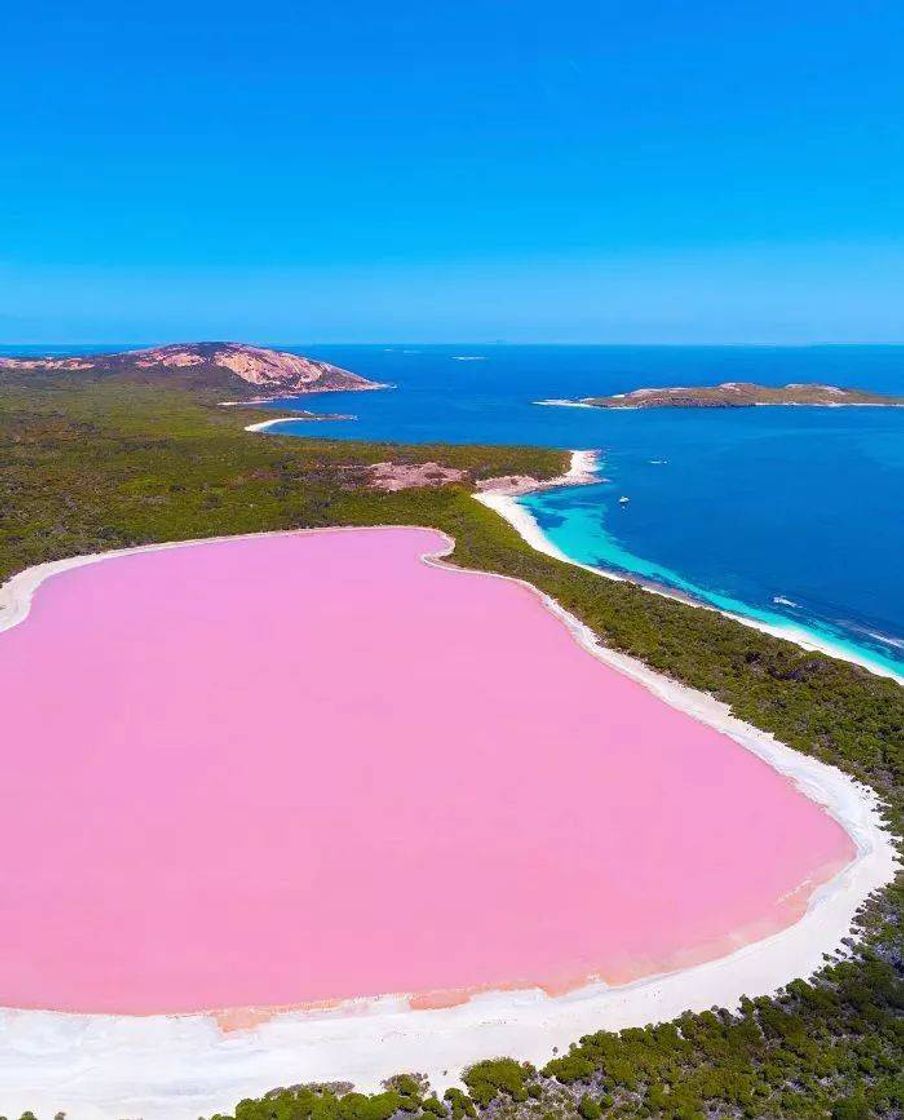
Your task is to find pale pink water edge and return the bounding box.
[0,528,854,1014]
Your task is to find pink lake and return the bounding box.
[0,528,853,1014]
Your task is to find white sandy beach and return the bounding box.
[243,415,309,432]
[0,516,897,1120]
[533,398,596,408]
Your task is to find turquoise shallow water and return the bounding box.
[522,419,904,678]
[521,478,904,679]
[252,343,904,678]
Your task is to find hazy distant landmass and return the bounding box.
[540,381,904,410]
[0,341,385,401]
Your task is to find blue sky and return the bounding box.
[2,0,903,343]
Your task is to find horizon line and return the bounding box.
[4,339,904,350]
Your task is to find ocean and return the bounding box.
[5,341,902,676]
[259,344,904,678]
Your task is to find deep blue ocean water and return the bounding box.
[259,344,904,677]
[6,343,902,675]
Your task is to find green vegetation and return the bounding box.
[1,377,902,1120]
[462,1060,536,1105]
[0,380,563,583]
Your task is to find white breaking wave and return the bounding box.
[863,629,904,651]
[533,398,595,409]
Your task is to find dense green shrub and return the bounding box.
[443,1088,476,1120]
[462,1059,535,1104]
[578,1093,603,1119]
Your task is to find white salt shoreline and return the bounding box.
[0,524,897,1120]
[477,452,904,686]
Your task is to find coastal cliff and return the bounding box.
[0,341,385,400]
[540,382,904,409]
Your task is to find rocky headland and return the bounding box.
[0,341,386,401]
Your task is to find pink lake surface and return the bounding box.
[0,528,854,1014]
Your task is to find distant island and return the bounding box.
[537,381,904,410]
[0,341,386,401]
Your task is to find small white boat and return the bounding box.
[618,495,630,505]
